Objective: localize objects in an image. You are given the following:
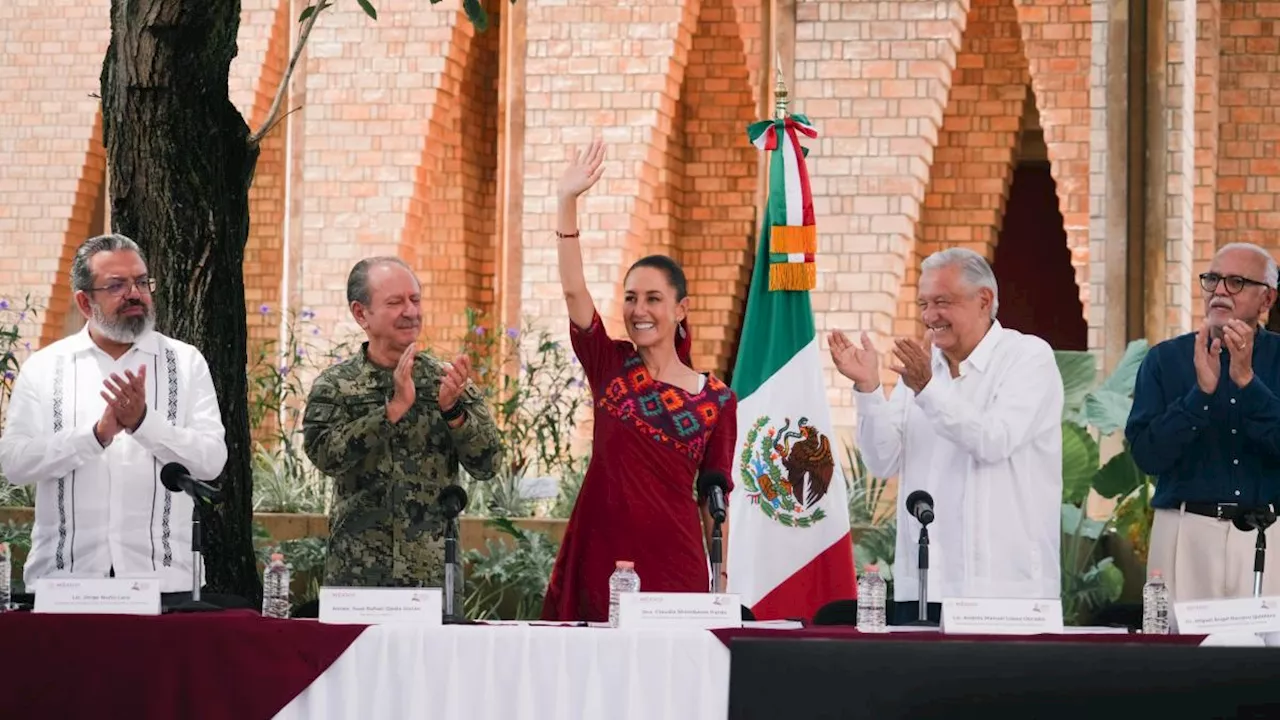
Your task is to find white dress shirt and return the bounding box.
[854,321,1063,603]
[0,327,227,592]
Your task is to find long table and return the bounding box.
[0,610,1265,720]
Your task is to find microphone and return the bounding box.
[160,463,223,502]
[905,489,935,526]
[698,471,729,524]
[437,484,469,520]
[1234,508,1278,533]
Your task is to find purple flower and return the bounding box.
[0,299,8,310]
[2,371,13,381]
[569,356,578,366]
[23,342,30,351]
[279,365,289,375]
[301,308,315,320]
[311,328,320,336]
[474,326,486,336]
[505,328,519,340]
[17,312,24,322]
[259,304,270,315]
[295,348,306,358]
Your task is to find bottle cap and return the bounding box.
[271,553,284,562]
[864,564,878,573]
[616,560,635,569]
[1149,569,1163,579]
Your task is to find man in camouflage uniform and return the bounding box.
[303,256,502,591]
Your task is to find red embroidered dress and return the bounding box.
[541,312,738,622]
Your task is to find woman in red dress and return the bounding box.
[541,139,739,622]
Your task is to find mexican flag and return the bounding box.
[726,113,857,620]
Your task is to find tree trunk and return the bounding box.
[101,0,262,604]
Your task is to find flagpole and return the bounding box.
[774,52,789,121]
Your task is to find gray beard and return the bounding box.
[90,302,154,344]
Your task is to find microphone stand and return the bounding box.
[906,524,933,626]
[1246,509,1276,598]
[442,507,472,624]
[169,499,220,613]
[710,520,724,594]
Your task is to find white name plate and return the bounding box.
[1174,596,1280,635]
[617,592,742,630]
[33,577,161,615]
[318,587,443,625]
[941,597,1064,635]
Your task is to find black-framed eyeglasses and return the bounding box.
[91,277,157,298]
[1199,272,1272,295]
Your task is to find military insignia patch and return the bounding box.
[739,415,836,527]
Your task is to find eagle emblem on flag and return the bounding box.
[739,415,835,528]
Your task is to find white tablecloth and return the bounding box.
[274,624,730,720]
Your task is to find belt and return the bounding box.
[1182,502,1275,521]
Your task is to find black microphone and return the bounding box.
[437,484,469,520]
[1234,508,1278,533]
[905,489,935,526]
[160,463,223,502]
[698,471,729,524]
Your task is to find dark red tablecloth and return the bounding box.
[0,610,366,720]
[711,625,1208,648]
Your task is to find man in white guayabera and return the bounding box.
[0,233,226,595]
[828,247,1063,625]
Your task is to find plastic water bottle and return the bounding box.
[857,564,887,632]
[607,560,641,628]
[261,553,291,620]
[1142,569,1170,635]
[0,542,11,613]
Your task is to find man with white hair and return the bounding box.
[830,247,1063,624]
[0,234,226,595]
[1127,242,1280,604]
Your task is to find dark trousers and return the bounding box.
[890,600,942,625]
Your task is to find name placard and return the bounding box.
[1173,597,1280,635]
[617,592,742,630]
[33,577,161,615]
[318,587,443,625]
[941,597,1064,635]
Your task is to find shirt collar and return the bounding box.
[931,320,1004,375]
[66,324,162,358]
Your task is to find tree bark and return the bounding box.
[101,0,261,604]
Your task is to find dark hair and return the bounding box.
[626,255,688,300]
[346,256,416,306]
[72,234,145,293]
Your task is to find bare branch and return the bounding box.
[248,3,327,146]
[254,105,304,147]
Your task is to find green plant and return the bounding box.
[247,306,349,514]
[845,439,895,585]
[463,517,560,620]
[1055,340,1152,625]
[0,296,40,507]
[458,309,589,518]
[0,520,32,551]
[252,523,329,610]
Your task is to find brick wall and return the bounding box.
[1217,1,1280,266]
[904,0,1031,335]
[1165,0,1197,337]
[1013,0,1091,319]
[1192,0,1221,327]
[794,0,969,427]
[0,0,111,347]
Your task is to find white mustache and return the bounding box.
[1210,298,1233,309]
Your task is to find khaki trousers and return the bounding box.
[1148,507,1280,608]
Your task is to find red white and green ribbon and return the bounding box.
[747,114,819,291]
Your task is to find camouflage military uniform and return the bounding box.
[303,344,502,592]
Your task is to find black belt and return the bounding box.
[1182,502,1275,521]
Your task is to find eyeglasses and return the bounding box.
[1199,272,1272,295]
[91,277,157,298]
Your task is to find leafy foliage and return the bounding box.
[1054,340,1152,624]
[845,440,895,588]
[0,297,40,508]
[463,518,560,620]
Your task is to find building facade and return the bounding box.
[0,0,1275,433]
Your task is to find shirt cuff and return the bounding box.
[76,424,109,456]
[1178,386,1213,424]
[129,405,163,445]
[853,386,888,413]
[1236,375,1277,416]
[912,376,945,414]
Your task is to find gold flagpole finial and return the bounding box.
[773,52,789,121]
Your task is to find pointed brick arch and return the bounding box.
[897,0,1030,338]
[672,0,761,378]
